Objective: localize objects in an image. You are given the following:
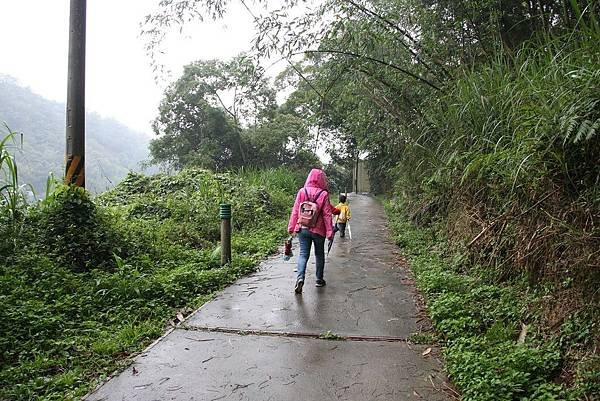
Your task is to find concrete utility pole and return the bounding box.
[65,0,86,187]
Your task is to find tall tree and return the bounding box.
[149,56,277,170]
[242,112,318,168]
[150,94,239,170]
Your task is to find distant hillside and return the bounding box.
[0,76,150,194]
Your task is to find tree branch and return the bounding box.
[211,88,236,120]
[238,0,325,99]
[300,49,442,91]
[341,0,452,80]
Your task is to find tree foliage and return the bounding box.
[150,81,241,170]
[149,56,321,172]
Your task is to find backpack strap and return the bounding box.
[303,187,327,202]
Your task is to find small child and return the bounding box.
[334,194,351,238]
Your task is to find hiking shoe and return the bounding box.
[315,279,326,287]
[294,279,304,293]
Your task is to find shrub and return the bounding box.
[28,185,124,271]
[446,338,562,401]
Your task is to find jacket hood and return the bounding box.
[304,168,328,190]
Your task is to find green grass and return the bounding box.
[0,167,300,400]
[385,200,597,401]
[0,125,29,222]
[318,331,345,341]
[385,32,600,292]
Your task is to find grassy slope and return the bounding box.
[0,168,298,400]
[385,200,598,400]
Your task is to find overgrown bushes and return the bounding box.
[0,166,298,400]
[386,201,597,400]
[391,33,600,282]
[28,185,123,271]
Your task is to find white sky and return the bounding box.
[0,1,256,135]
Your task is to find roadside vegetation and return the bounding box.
[387,201,598,400]
[0,134,300,400]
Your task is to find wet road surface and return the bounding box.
[85,194,450,401]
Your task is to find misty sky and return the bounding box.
[0,1,256,135]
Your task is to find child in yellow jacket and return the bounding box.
[334,194,351,238]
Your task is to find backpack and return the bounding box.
[297,188,326,228]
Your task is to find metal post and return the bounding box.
[354,154,359,193]
[219,204,232,266]
[65,0,86,187]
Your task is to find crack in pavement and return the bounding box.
[178,325,415,343]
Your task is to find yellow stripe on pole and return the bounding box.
[75,166,85,187]
[65,154,81,185]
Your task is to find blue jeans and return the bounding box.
[296,228,325,281]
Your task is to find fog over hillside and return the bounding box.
[0,76,151,194]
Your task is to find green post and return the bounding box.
[219,204,232,266]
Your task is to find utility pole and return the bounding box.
[65,0,86,187]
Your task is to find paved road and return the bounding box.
[86,195,450,401]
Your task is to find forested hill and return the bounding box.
[0,76,150,194]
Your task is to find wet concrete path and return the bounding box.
[86,195,450,401]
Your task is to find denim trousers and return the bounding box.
[296,228,325,281]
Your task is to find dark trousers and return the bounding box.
[337,222,347,237]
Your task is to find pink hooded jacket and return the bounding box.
[288,169,334,239]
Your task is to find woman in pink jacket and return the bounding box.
[288,168,334,293]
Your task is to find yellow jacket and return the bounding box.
[335,202,351,223]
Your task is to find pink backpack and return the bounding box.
[298,188,326,228]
